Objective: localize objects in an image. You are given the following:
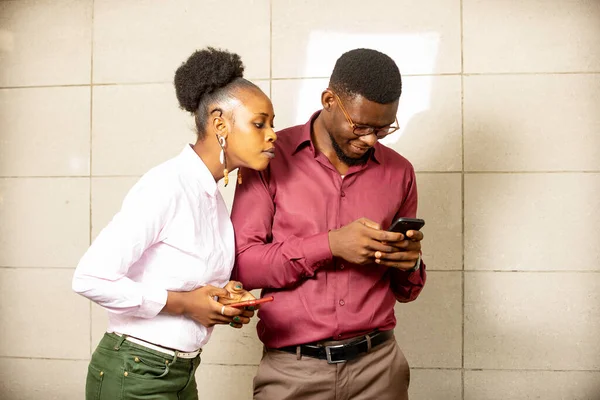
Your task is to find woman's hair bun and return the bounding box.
[174,47,245,113]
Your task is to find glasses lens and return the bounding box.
[353,126,374,136]
[354,126,397,138]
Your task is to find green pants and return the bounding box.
[86,333,201,400]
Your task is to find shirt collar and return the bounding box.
[292,110,380,164]
[181,144,219,197]
[291,111,320,155]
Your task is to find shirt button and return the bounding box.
[338,334,343,338]
[340,191,346,197]
[339,299,345,306]
[340,265,345,270]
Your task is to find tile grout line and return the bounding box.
[89,0,96,358]
[269,0,273,99]
[2,265,600,273]
[3,171,600,180]
[1,355,598,374]
[2,71,600,90]
[460,0,466,397]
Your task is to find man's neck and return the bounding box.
[311,114,349,175]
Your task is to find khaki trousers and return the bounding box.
[254,335,410,400]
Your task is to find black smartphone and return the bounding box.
[388,217,425,236]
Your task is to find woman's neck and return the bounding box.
[191,139,226,183]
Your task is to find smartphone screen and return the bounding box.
[388,218,425,234]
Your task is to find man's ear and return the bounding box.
[321,89,335,111]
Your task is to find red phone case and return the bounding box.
[229,296,274,308]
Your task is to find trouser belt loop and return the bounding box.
[366,333,372,353]
[169,351,178,366]
[114,334,127,351]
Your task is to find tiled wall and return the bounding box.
[0,1,599,399]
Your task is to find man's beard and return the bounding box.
[329,132,371,166]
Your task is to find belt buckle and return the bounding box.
[325,344,347,364]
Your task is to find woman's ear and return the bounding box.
[211,110,229,140]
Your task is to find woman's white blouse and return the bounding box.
[73,145,234,351]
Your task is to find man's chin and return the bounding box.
[340,149,370,166]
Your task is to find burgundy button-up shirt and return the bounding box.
[231,111,426,348]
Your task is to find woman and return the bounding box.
[72,47,277,399]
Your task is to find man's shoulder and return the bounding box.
[375,143,415,171]
[273,123,307,153]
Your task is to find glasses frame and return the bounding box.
[331,91,400,139]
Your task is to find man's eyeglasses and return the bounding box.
[332,91,400,139]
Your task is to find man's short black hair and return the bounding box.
[329,48,402,104]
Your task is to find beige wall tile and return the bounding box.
[201,317,262,365]
[0,87,90,177]
[395,271,462,368]
[91,302,108,352]
[464,272,600,370]
[272,0,461,78]
[91,84,194,176]
[464,0,600,73]
[0,178,89,268]
[0,269,90,359]
[93,0,270,83]
[195,364,256,400]
[92,79,269,176]
[0,0,92,87]
[464,75,600,172]
[417,173,462,270]
[0,358,88,400]
[91,177,139,240]
[383,75,462,172]
[270,78,327,130]
[465,370,600,400]
[271,76,462,172]
[465,173,600,271]
[410,369,462,400]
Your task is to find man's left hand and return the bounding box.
[373,230,423,271]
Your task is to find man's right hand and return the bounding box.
[328,218,404,265]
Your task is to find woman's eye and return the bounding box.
[254,123,264,129]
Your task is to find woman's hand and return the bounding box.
[163,284,255,329]
[218,280,256,305]
[218,281,258,328]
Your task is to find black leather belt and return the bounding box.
[276,330,393,364]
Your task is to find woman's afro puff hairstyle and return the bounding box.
[174,47,245,113]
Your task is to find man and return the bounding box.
[231,48,426,400]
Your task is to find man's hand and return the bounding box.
[328,218,404,265]
[328,217,424,271]
[374,229,423,271]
